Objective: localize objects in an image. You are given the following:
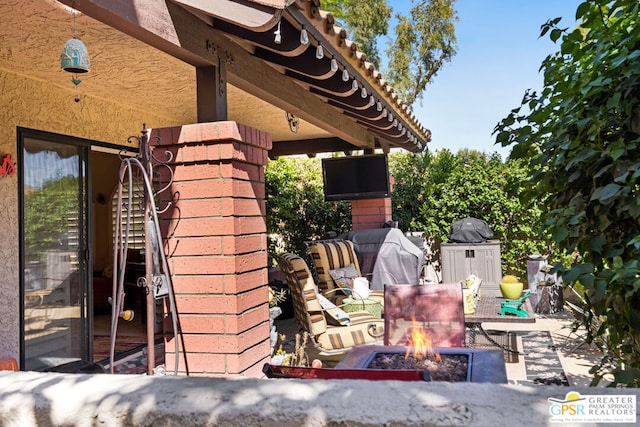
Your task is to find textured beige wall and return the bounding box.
[0,68,183,363]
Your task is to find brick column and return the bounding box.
[351,198,393,230]
[351,176,395,229]
[152,122,271,377]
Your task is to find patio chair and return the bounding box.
[277,253,384,356]
[500,290,531,317]
[307,239,384,308]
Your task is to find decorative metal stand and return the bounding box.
[110,124,178,375]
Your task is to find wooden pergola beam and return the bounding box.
[59,0,375,151]
[269,137,359,158]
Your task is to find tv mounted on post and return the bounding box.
[322,154,390,201]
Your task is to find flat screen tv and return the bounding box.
[322,154,390,201]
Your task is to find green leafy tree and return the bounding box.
[322,1,458,105]
[23,176,80,261]
[321,0,391,68]
[387,0,458,105]
[388,148,455,231]
[390,150,549,279]
[494,0,640,386]
[265,157,351,262]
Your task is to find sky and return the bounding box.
[388,0,584,159]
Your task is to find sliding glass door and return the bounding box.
[20,131,91,370]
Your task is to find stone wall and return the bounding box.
[1,371,638,426]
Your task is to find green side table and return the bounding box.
[342,297,382,319]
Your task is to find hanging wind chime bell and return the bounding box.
[60,10,90,102]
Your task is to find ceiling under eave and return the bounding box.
[20,0,431,157]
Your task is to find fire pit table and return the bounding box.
[336,345,507,383]
[264,345,507,383]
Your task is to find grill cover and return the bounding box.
[345,228,423,290]
[447,217,494,243]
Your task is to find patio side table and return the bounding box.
[464,290,536,353]
[342,297,382,319]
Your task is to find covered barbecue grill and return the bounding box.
[345,228,424,290]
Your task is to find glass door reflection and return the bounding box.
[21,136,89,370]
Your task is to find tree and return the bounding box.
[494,0,640,386]
[321,0,391,68]
[387,148,455,231]
[265,157,351,261]
[23,176,80,261]
[322,0,458,106]
[386,0,458,105]
[389,149,550,279]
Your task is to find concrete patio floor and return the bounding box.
[484,310,609,387]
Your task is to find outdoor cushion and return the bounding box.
[310,240,362,296]
[328,263,359,296]
[278,253,327,337]
[315,310,384,352]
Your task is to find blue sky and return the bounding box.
[388,0,584,159]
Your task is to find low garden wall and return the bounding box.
[1,371,639,426]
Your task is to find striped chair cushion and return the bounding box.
[316,311,384,351]
[278,253,327,336]
[310,240,362,295]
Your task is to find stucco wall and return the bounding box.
[0,68,184,363]
[0,170,19,361]
[1,371,639,426]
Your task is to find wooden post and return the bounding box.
[196,64,227,123]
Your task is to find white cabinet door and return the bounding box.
[441,244,468,283]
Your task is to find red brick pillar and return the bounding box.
[351,176,395,229]
[351,198,393,230]
[152,122,271,377]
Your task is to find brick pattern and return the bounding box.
[351,197,393,230]
[152,122,272,377]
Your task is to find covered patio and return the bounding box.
[0,0,430,376]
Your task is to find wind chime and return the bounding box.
[60,8,90,102]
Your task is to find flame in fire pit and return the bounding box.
[405,314,441,362]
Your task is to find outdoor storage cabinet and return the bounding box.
[441,241,502,290]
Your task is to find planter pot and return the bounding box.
[499,281,524,299]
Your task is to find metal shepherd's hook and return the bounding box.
[110,124,179,375]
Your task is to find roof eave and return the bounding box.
[172,0,285,31]
[285,1,430,151]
